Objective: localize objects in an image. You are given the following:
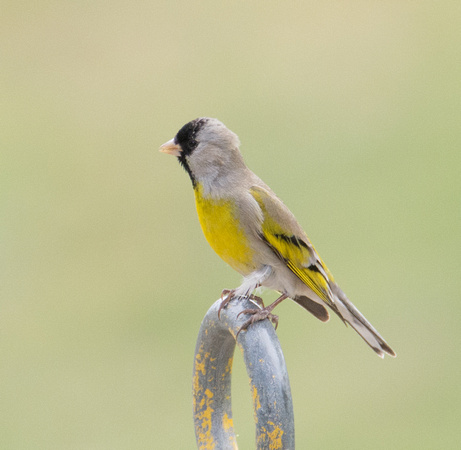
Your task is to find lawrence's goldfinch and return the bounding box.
[160,118,395,358]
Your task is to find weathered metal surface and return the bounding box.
[193,297,295,449]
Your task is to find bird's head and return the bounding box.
[160,118,245,189]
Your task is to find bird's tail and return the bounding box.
[331,285,396,358]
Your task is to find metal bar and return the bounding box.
[193,297,295,449]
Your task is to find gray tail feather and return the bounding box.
[330,285,396,358]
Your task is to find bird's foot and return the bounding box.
[248,294,264,308]
[235,293,289,337]
[218,290,265,319]
[236,307,279,337]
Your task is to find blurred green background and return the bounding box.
[1,1,460,448]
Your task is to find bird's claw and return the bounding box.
[236,308,279,338]
[248,294,264,308]
[218,291,265,320]
[218,289,235,319]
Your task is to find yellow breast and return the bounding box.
[194,184,255,275]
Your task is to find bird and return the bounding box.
[160,117,396,358]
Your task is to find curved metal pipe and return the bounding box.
[193,297,295,449]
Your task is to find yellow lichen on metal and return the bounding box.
[266,421,284,450]
[222,413,238,449]
[222,412,234,431]
[251,383,262,425]
[252,384,261,411]
[195,349,208,376]
[193,347,216,449]
[256,421,284,450]
[204,388,214,399]
[222,356,233,380]
[196,395,215,450]
[193,347,208,409]
[192,351,202,411]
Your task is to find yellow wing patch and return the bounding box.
[250,186,333,304]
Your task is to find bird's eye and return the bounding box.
[189,139,198,149]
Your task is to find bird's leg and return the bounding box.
[248,284,264,308]
[236,294,288,337]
